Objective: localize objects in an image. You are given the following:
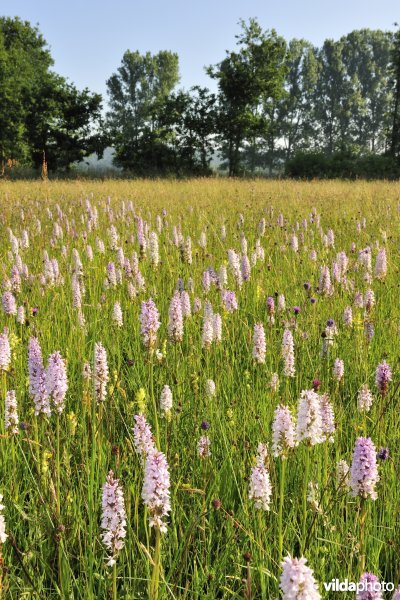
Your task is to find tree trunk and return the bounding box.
[390,64,400,157]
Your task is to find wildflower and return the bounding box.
[227,249,242,287]
[266,296,275,323]
[155,349,164,363]
[333,359,344,382]
[72,274,82,310]
[21,229,29,248]
[71,249,82,276]
[278,294,286,311]
[112,302,123,328]
[350,437,379,500]
[202,270,211,293]
[319,394,335,442]
[241,254,251,281]
[149,232,159,267]
[172,226,181,247]
[327,229,335,247]
[319,265,333,296]
[166,292,183,344]
[0,329,11,372]
[290,234,298,252]
[46,352,68,414]
[325,319,337,337]
[2,291,17,316]
[135,270,145,290]
[343,306,353,326]
[16,306,25,324]
[364,291,375,316]
[94,342,109,404]
[377,447,389,461]
[332,261,340,282]
[107,262,117,287]
[359,247,372,272]
[364,321,374,342]
[272,405,296,458]
[202,309,214,349]
[101,471,127,567]
[336,460,350,489]
[357,385,373,413]
[160,385,173,418]
[133,414,155,462]
[127,282,137,299]
[0,494,7,544]
[282,329,295,377]
[307,481,321,514]
[108,225,119,250]
[142,450,171,533]
[215,264,226,290]
[180,291,191,318]
[137,217,147,256]
[198,231,207,249]
[222,290,237,312]
[213,313,222,342]
[337,251,349,276]
[140,298,160,351]
[116,249,125,269]
[205,379,216,398]
[312,379,321,392]
[28,337,49,416]
[10,267,21,293]
[198,435,211,458]
[375,247,387,280]
[354,291,364,308]
[249,446,272,511]
[193,297,202,314]
[5,390,18,434]
[356,572,382,600]
[270,372,279,392]
[296,390,323,446]
[252,323,266,364]
[254,443,267,466]
[321,320,336,356]
[375,361,392,397]
[279,556,321,600]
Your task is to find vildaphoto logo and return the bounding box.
[323,579,394,593]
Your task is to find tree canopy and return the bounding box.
[1,16,400,177]
[0,16,104,173]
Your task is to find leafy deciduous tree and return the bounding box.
[106,50,179,174]
[208,18,286,176]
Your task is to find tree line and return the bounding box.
[1,16,400,178]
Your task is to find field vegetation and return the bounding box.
[0,179,399,598]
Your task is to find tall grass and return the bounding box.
[0,179,399,598]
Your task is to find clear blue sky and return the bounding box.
[4,0,399,102]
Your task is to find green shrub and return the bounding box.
[286,150,400,179]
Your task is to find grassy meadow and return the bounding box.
[0,178,399,598]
